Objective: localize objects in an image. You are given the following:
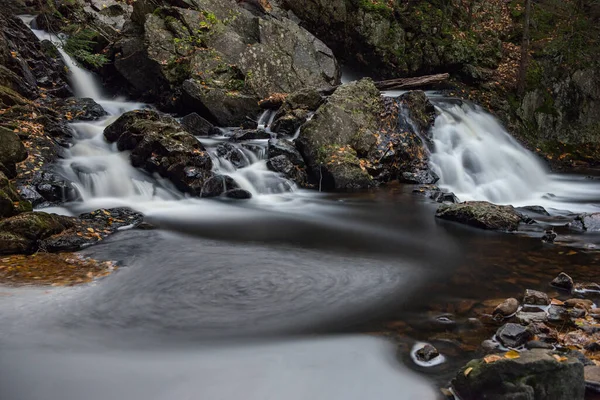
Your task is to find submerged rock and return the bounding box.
[452,349,585,400]
[493,298,519,319]
[436,201,526,231]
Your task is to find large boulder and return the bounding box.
[295,80,436,190]
[111,0,340,124]
[436,201,526,231]
[452,349,585,400]
[104,110,214,195]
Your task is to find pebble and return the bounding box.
[585,366,600,393]
[481,339,500,352]
[526,340,554,350]
[564,298,593,310]
[516,310,548,324]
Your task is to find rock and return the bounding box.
[271,88,323,135]
[493,298,519,319]
[296,79,380,190]
[0,127,27,178]
[113,0,339,121]
[516,311,548,324]
[518,205,551,216]
[526,340,554,350]
[268,138,305,166]
[0,172,32,218]
[216,143,249,169]
[231,129,271,141]
[547,305,570,324]
[413,185,459,204]
[398,90,436,138]
[564,299,593,310]
[104,110,213,195]
[271,108,310,136]
[571,213,600,232]
[551,272,574,292]
[523,289,550,306]
[481,339,501,353]
[181,112,214,137]
[0,211,74,255]
[541,229,557,243]
[585,366,600,393]
[200,175,239,198]
[43,98,107,121]
[590,308,600,319]
[436,201,526,232]
[224,188,252,199]
[496,323,532,348]
[400,170,439,184]
[452,349,585,400]
[266,155,308,187]
[415,344,440,362]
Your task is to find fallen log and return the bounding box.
[374,73,450,91]
[319,73,450,95]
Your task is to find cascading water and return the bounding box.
[23,19,298,214]
[429,99,600,212]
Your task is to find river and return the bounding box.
[1,17,600,400]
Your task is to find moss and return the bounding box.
[358,0,393,18]
[63,28,108,69]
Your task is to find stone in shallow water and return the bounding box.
[493,298,519,318]
[516,310,548,324]
[523,289,550,306]
[571,213,600,232]
[415,344,440,362]
[452,349,585,400]
[585,366,600,393]
[496,323,531,348]
[435,201,525,231]
[551,272,574,292]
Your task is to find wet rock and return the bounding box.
[496,323,532,348]
[398,90,436,138]
[551,272,574,292]
[575,282,600,295]
[0,172,32,218]
[541,229,557,243]
[564,299,593,311]
[568,308,587,319]
[590,309,600,319]
[43,98,107,121]
[266,155,308,187]
[231,129,271,141]
[104,110,213,195]
[0,211,74,255]
[526,340,554,350]
[547,305,570,324]
[516,310,548,324]
[529,322,558,344]
[200,175,239,198]
[181,112,214,137]
[271,88,322,135]
[268,138,304,166]
[481,339,501,353]
[585,366,600,393]
[413,185,459,204]
[271,108,310,136]
[436,201,526,232]
[452,349,585,400]
[224,188,252,199]
[415,344,440,362]
[523,289,550,306]
[493,298,519,319]
[518,205,551,216]
[216,143,249,169]
[571,213,600,232]
[0,127,27,178]
[400,170,439,185]
[584,342,600,352]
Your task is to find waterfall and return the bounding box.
[429,99,600,212]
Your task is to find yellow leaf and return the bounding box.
[464,367,473,376]
[566,251,577,256]
[553,354,568,362]
[505,350,520,359]
[551,299,564,306]
[87,228,94,233]
[484,355,502,364]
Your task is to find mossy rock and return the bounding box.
[0,171,32,218]
[0,126,27,178]
[436,201,526,232]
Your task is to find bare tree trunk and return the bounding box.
[517,0,532,95]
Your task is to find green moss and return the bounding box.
[63,29,108,69]
[358,0,393,18]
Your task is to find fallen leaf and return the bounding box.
[87,228,95,233]
[464,367,474,376]
[484,355,502,364]
[505,350,520,359]
[553,354,568,362]
[551,299,565,306]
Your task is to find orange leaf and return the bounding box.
[484,355,502,364]
[505,350,520,359]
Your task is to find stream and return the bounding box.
[1,18,600,400]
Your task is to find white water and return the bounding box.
[430,101,600,213]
